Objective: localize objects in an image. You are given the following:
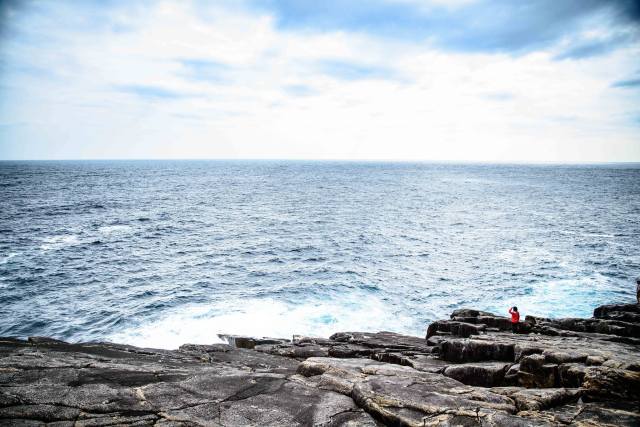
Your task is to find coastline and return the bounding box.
[1,298,639,426]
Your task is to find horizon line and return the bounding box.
[1,158,640,166]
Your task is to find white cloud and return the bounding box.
[0,1,638,161]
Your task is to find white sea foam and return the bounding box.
[484,276,621,320]
[98,225,132,235]
[108,295,417,350]
[40,235,80,251]
[0,253,18,264]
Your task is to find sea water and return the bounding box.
[1,160,638,349]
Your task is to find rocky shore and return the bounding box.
[1,300,639,426]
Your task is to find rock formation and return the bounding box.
[1,300,639,426]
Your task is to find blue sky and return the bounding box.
[0,0,639,161]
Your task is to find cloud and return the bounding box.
[611,78,640,88]
[179,59,230,83]
[246,0,640,56]
[114,84,190,100]
[315,59,398,81]
[283,84,316,97]
[554,33,636,60]
[0,0,639,162]
[483,92,515,102]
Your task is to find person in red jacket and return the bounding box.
[509,306,520,333]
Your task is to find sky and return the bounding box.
[0,0,639,162]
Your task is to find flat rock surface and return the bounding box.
[1,300,639,426]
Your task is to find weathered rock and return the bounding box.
[2,295,640,426]
[518,354,557,388]
[255,342,330,359]
[217,334,289,349]
[583,366,640,400]
[440,338,515,362]
[298,357,518,426]
[491,387,582,411]
[531,401,640,426]
[328,331,433,354]
[594,302,640,319]
[450,308,497,318]
[557,363,590,388]
[442,362,511,387]
[425,320,485,339]
[0,339,378,426]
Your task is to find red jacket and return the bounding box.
[509,308,520,323]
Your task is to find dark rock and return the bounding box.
[503,363,520,386]
[2,295,640,426]
[328,331,433,354]
[27,337,68,345]
[594,302,640,319]
[255,343,330,359]
[533,317,640,339]
[491,387,582,411]
[583,366,640,400]
[450,308,497,318]
[541,349,587,364]
[557,363,589,388]
[298,357,518,426]
[440,338,515,363]
[425,320,485,339]
[327,344,374,358]
[518,354,557,388]
[535,401,640,426]
[0,339,377,426]
[217,334,289,349]
[442,362,511,387]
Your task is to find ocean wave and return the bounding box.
[40,235,80,251]
[107,295,417,350]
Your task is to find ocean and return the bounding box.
[1,160,638,349]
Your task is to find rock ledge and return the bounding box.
[1,301,639,426]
